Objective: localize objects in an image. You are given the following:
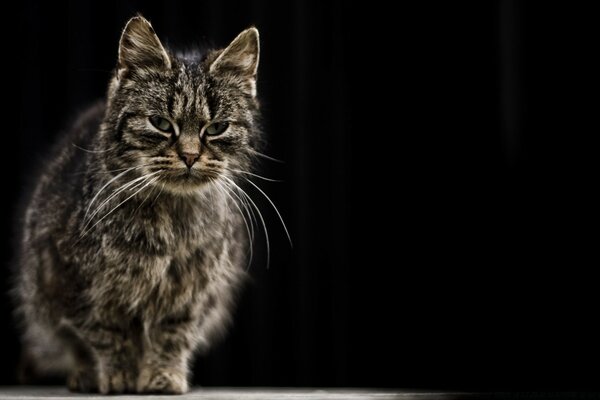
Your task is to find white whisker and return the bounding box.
[222,176,271,269]
[80,176,160,238]
[225,180,256,245]
[150,183,166,208]
[208,182,217,217]
[213,181,254,270]
[215,176,256,242]
[228,168,282,182]
[249,149,284,163]
[82,171,161,232]
[85,172,156,223]
[243,177,292,247]
[84,166,138,220]
[72,162,156,177]
[127,181,158,224]
[72,143,116,153]
[225,181,256,244]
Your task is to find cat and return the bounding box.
[13,16,260,394]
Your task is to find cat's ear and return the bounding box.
[210,28,260,96]
[117,16,171,77]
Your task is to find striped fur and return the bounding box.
[14,16,261,394]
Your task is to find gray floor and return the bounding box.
[3,387,589,400]
[0,387,468,400]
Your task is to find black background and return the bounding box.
[1,0,597,391]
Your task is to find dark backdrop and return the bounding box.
[1,0,597,391]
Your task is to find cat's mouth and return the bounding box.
[157,168,217,190]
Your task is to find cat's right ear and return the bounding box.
[117,16,171,78]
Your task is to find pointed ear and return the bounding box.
[210,28,260,94]
[118,16,171,76]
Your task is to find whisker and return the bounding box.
[223,180,256,244]
[84,166,139,220]
[150,183,166,208]
[72,143,116,153]
[219,179,255,259]
[85,172,154,224]
[80,176,160,238]
[82,171,161,231]
[249,149,285,163]
[243,177,293,247]
[213,181,254,270]
[221,176,271,269]
[223,179,256,245]
[70,162,155,176]
[127,181,158,224]
[226,168,282,182]
[207,180,217,217]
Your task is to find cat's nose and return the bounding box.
[179,152,200,168]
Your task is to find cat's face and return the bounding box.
[104,17,259,194]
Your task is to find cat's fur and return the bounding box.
[13,16,260,394]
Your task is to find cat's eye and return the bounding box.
[205,122,229,136]
[149,116,174,132]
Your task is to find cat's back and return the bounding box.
[24,102,105,237]
[40,101,105,184]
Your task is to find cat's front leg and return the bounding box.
[81,322,140,394]
[57,323,100,393]
[136,318,197,394]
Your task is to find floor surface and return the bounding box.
[0,386,465,400]
[0,387,594,400]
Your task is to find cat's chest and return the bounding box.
[100,212,222,276]
[98,230,221,315]
[113,199,225,255]
[87,193,232,311]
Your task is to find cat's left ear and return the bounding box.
[117,16,171,78]
[210,28,260,96]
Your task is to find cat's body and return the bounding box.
[14,17,261,394]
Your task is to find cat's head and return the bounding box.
[102,16,260,194]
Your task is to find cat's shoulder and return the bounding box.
[69,101,106,140]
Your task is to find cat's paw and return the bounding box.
[97,368,136,394]
[67,368,98,393]
[136,367,188,394]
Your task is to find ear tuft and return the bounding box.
[118,16,171,75]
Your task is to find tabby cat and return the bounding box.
[14,16,260,394]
